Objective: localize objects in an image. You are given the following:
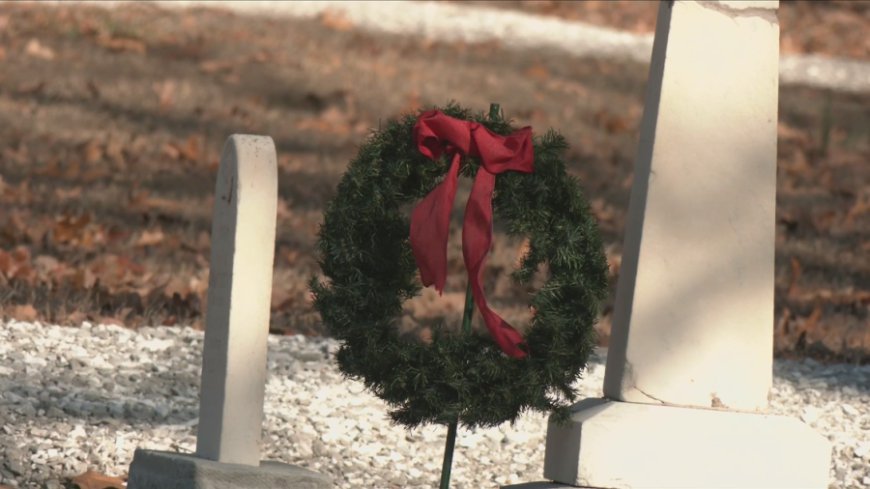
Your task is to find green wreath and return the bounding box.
[311,104,608,429]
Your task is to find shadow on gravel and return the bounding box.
[2,368,200,428]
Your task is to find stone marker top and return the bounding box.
[714,0,778,10]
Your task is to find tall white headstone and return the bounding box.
[603,0,781,412]
[536,2,831,488]
[196,135,278,465]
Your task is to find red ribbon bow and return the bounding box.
[410,110,534,359]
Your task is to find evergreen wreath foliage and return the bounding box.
[311,104,608,429]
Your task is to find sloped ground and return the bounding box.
[0,2,867,362]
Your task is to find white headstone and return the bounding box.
[196,135,278,465]
[602,0,780,411]
[535,2,831,488]
[127,135,330,488]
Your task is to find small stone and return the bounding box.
[800,406,821,424]
[407,466,423,480]
[841,404,859,416]
[45,406,65,419]
[43,479,62,489]
[312,439,327,457]
[17,404,37,417]
[3,458,24,477]
[293,350,323,362]
[388,473,408,486]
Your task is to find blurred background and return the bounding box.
[0,1,867,362]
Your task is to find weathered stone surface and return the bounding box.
[603,0,780,412]
[196,135,278,465]
[539,2,831,488]
[127,449,331,489]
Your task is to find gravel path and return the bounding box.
[0,320,868,489]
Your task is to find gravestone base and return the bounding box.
[127,449,331,489]
[539,398,830,489]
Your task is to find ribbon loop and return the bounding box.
[409,110,534,359]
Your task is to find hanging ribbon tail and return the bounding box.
[463,168,528,358]
[410,153,462,294]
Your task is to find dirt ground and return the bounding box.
[0,2,867,363]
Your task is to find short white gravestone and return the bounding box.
[506,1,830,488]
[196,134,278,465]
[127,135,330,489]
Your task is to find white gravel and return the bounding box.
[0,320,868,489]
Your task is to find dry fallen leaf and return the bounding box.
[843,195,869,228]
[590,197,617,224]
[0,246,34,282]
[69,268,98,290]
[52,213,92,245]
[11,304,38,322]
[524,61,550,81]
[162,276,191,298]
[82,139,104,164]
[593,108,631,134]
[777,121,811,145]
[514,237,531,269]
[135,229,165,247]
[199,59,236,74]
[162,142,181,160]
[15,80,46,96]
[319,9,354,31]
[179,135,202,162]
[402,90,422,113]
[98,315,124,327]
[295,107,355,135]
[86,79,101,99]
[271,285,295,310]
[70,469,126,489]
[153,79,176,111]
[128,189,186,216]
[249,50,270,63]
[787,257,802,299]
[96,35,146,54]
[280,247,300,266]
[776,307,793,335]
[25,38,55,60]
[798,304,824,342]
[32,255,61,275]
[163,135,202,162]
